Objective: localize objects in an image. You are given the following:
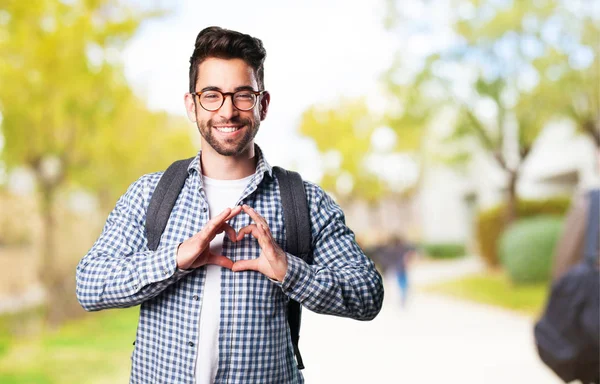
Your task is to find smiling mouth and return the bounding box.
[214,126,242,133]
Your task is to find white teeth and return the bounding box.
[216,127,239,133]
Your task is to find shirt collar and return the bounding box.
[187,144,273,180]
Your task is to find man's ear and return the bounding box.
[184,93,197,123]
[259,91,270,121]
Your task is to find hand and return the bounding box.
[232,205,288,282]
[176,206,242,270]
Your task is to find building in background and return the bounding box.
[342,122,597,250]
[417,122,598,249]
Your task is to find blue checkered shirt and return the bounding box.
[76,147,384,384]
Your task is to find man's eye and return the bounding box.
[235,93,253,100]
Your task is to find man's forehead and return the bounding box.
[196,57,258,86]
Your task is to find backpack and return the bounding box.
[534,189,600,384]
[145,158,312,370]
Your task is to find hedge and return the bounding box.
[475,196,571,266]
[499,216,563,284]
[421,243,466,259]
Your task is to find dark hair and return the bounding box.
[189,26,267,93]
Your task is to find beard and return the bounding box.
[197,115,259,156]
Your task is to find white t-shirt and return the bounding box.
[195,174,252,384]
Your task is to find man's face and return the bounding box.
[184,58,269,157]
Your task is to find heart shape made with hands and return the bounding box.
[177,204,288,282]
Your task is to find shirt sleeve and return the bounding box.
[278,182,384,321]
[75,174,193,311]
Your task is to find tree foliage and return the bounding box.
[0,0,194,206]
[298,84,430,202]
[0,0,195,324]
[298,98,387,202]
[384,0,599,221]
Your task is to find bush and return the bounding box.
[475,197,571,266]
[421,243,466,259]
[499,216,563,284]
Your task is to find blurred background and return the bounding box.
[0,0,598,383]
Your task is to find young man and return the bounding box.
[76,26,384,384]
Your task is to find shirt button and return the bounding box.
[164,270,169,275]
[188,341,194,347]
[193,295,199,301]
[202,207,207,212]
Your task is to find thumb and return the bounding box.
[206,254,234,269]
[232,259,259,273]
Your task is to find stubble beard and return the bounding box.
[197,116,259,157]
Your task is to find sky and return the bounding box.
[121,0,397,182]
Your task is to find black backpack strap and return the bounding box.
[273,167,311,260]
[583,189,599,266]
[146,157,195,251]
[273,166,312,370]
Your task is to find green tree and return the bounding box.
[0,0,194,325]
[298,95,428,245]
[75,94,196,214]
[384,0,599,223]
[298,98,388,204]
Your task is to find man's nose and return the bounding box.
[217,94,237,120]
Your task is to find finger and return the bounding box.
[231,259,259,272]
[204,208,234,237]
[220,223,237,243]
[236,224,260,241]
[255,222,274,244]
[215,207,232,221]
[239,223,271,251]
[256,223,272,249]
[255,221,266,237]
[225,205,243,221]
[206,253,234,269]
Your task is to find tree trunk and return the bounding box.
[38,181,66,327]
[505,170,519,226]
[582,119,600,149]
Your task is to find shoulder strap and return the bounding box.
[583,189,599,266]
[146,157,195,251]
[273,166,312,261]
[273,166,312,370]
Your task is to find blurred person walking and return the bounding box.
[381,236,418,308]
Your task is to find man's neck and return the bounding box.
[200,143,257,180]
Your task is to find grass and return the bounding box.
[422,270,550,317]
[0,307,139,384]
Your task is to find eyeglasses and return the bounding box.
[191,90,266,112]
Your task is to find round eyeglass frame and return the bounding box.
[191,90,266,112]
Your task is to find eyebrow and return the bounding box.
[198,85,257,93]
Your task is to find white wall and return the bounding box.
[520,122,598,197]
[417,165,473,243]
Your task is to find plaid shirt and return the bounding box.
[76,147,384,384]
